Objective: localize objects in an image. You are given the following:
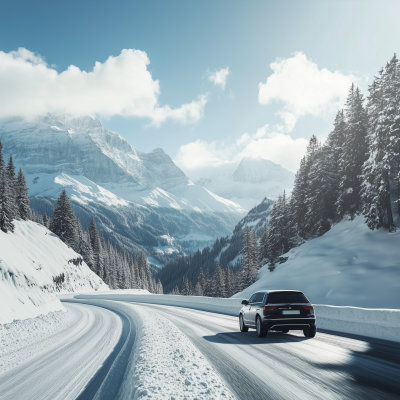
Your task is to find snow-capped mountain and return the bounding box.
[0,115,244,214]
[0,219,108,324]
[194,157,295,210]
[0,115,245,264]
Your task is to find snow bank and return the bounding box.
[315,305,400,343]
[76,299,235,399]
[124,303,235,399]
[0,219,108,324]
[0,310,73,373]
[76,293,244,317]
[237,216,400,309]
[77,292,400,343]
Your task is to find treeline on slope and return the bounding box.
[0,139,162,293]
[157,198,274,294]
[0,141,30,232]
[166,224,263,297]
[31,190,163,293]
[157,53,400,297]
[262,53,400,269]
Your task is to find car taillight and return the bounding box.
[263,306,278,311]
[302,305,314,310]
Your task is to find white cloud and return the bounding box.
[258,52,358,131]
[174,124,308,174]
[208,67,230,90]
[0,47,207,125]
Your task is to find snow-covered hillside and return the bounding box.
[0,219,108,324]
[194,157,294,210]
[236,216,400,309]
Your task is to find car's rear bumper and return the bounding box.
[264,318,316,331]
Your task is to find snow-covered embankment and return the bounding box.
[0,219,108,324]
[73,299,236,399]
[77,292,400,343]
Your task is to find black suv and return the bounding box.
[239,290,316,338]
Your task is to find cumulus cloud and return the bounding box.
[174,124,309,174]
[0,47,207,125]
[258,52,358,131]
[208,67,230,90]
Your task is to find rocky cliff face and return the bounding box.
[0,114,187,189]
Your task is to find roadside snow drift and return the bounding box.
[76,293,400,343]
[238,216,400,309]
[0,219,108,324]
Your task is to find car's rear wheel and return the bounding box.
[239,314,248,332]
[303,326,316,338]
[256,316,267,338]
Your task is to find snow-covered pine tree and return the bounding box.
[50,189,77,247]
[337,84,368,219]
[289,136,319,242]
[250,229,260,272]
[0,140,15,233]
[224,265,233,298]
[42,211,49,228]
[266,192,290,266]
[181,276,190,296]
[203,269,212,297]
[305,144,339,237]
[88,217,104,278]
[6,154,17,219]
[239,226,258,289]
[327,110,346,166]
[137,252,152,291]
[259,223,269,264]
[213,261,226,297]
[362,56,400,231]
[194,268,205,296]
[15,168,30,221]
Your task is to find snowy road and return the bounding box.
[135,303,400,400]
[0,302,122,400]
[2,300,400,399]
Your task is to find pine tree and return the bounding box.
[305,145,339,237]
[75,220,94,268]
[194,268,205,296]
[42,211,49,228]
[88,217,104,278]
[362,55,400,232]
[266,192,290,265]
[50,189,77,247]
[225,266,233,298]
[337,84,368,218]
[259,223,269,264]
[0,140,15,233]
[15,168,30,221]
[181,276,190,296]
[6,154,17,219]
[290,136,319,241]
[327,110,346,166]
[239,226,258,289]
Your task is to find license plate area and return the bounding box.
[282,310,300,315]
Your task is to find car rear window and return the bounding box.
[267,292,309,304]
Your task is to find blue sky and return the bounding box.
[1,0,399,176]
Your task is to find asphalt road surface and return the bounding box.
[136,302,400,400]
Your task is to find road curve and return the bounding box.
[135,302,400,400]
[0,302,122,400]
[64,299,137,400]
